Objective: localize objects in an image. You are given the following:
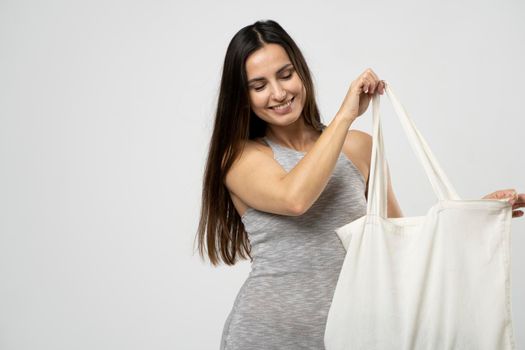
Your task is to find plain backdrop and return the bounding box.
[0,0,524,349]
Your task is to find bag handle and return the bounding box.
[367,82,461,217]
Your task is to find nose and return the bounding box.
[270,81,287,102]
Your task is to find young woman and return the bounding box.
[195,19,524,349]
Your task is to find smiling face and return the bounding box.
[245,43,307,127]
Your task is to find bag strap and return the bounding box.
[367,82,461,217]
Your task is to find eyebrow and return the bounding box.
[247,63,294,85]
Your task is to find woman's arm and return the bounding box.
[224,114,357,217]
[225,70,384,217]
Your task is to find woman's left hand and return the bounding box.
[482,189,525,218]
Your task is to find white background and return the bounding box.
[1,0,524,349]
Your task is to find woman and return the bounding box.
[195,19,524,349]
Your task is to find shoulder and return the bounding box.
[344,129,373,164]
[222,138,271,167]
[346,129,372,147]
[223,138,274,187]
[341,129,373,187]
[241,138,273,161]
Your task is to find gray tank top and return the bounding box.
[220,129,368,350]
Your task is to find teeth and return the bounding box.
[273,99,292,109]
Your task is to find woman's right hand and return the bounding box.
[337,68,385,122]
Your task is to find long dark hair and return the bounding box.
[194,19,326,266]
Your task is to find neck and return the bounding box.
[265,119,322,152]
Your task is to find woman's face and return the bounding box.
[245,43,306,127]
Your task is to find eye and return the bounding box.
[252,71,294,92]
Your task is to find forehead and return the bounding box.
[245,44,292,78]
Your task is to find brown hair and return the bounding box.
[194,19,326,266]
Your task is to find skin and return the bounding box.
[245,44,311,150]
[229,43,525,219]
[483,190,525,218]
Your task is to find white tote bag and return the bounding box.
[324,83,516,350]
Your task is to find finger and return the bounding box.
[506,192,518,205]
[513,194,525,205]
[483,189,517,200]
[361,74,371,93]
[379,80,386,94]
[512,210,524,218]
[503,189,517,198]
[368,70,382,94]
[361,69,379,94]
[367,68,380,82]
[498,189,516,199]
[361,78,371,94]
[369,82,376,94]
[507,190,519,203]
[368,81,374,94]
[374,80,385,95]
[512,202,525,209]
[509,193,525,206]
[369,76,379,94]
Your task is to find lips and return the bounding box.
[269,96,294,109]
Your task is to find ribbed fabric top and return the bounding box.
[221,128,368,349]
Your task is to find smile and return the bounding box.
[270,97,295,109]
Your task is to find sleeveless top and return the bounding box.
[220,128,368,350]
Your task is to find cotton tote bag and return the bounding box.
[324,83,516,350]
